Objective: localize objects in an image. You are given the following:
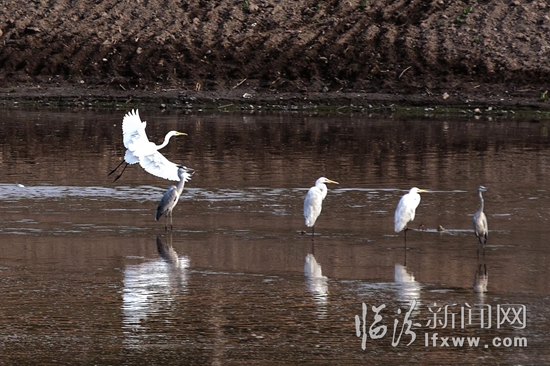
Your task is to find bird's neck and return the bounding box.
[156,133,173,150]
[318,184,328,200]
[478,192,484,211]
[176,176,186,194]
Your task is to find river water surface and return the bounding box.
[0,108,549,364]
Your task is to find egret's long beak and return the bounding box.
[417,189,429,193]
[175,132,188,136]
[326,179,339,185]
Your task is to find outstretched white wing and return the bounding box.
[122,109,150,151]
[118,109,192,182]
[139,151,192,182]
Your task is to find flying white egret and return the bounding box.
[473,185,489,246]
[109,109,189,182]
[303,177,339,237]
[156,166,193,230]
[394,187,428,246]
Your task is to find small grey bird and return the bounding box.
[156,166,193,230]
[473,185,489,245]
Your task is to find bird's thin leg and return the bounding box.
[111,162,129,182]
[170,212,173,231]
[108,160,125,176]
[403,228,408,249]
[164,214,169,231]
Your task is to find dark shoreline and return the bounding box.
[2,85,550,116]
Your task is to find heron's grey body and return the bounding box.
[473,185,488,245]
[156,166,192,230]
[303,177,339,236]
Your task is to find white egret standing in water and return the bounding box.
[394,187,428,246]
[156,166,193,230]
[109,109,189,182]
[303,177,339,237]
[473,185,489,246]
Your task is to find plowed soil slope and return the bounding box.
[1,0,550,103]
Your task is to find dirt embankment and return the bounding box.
[1,0,550,109]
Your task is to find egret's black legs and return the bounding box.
[108,161,128,182]
[108,160,125,176]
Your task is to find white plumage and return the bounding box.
[110,109,190,182]
[303,177,339,234]
[394,187,427,233]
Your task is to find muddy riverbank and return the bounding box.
[1,1,550,111]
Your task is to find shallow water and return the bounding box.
[0,108,549,364]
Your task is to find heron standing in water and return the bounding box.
[109,109,189,182]
[394,187,428,246]
[156,166,193,230]
[304,177,339,237]
[473,185,489,246]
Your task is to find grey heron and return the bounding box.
[156,166,193,230]
[473,185,489,246]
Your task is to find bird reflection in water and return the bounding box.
[473,263,488,294]
[156,233,181,265]
[304,242,328,319]
[122,232,189,347]
[394,248,421,306]
[473,248,489,299]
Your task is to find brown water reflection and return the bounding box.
[0,108,549,364]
